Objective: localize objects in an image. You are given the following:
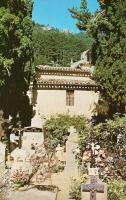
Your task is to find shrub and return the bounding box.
[43,114,88,147]
[78,115,126,181]
[11,169,29,187]
[108,179,126,200]
[52,162,64,173]
[69,179,81,200]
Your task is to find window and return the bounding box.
[66,90,74,106]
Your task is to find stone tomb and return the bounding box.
[10,148,33,174]
[22,127,44,150]
[81,168,107,200]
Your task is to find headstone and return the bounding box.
[65,127,79,178]
[31,105,42,128]
[0,142,6,171]
[55,144,65,162]
[10,188,57,200]
[81,168,107,200]
[11,148,27,162]
[22,128,44,150]
[88,168,99,176]
[10,148,32,174]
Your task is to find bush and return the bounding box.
[10,169,29,187]
[108,179,126,200]
[43,114,88,147]
[52,163,64,173]
[69,179,81,200]
[78,115,126,181]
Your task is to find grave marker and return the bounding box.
[0,142,6,171]
[82,176,104,200]
[81,168,107,200]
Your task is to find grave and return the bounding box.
[55,144,65,163]
[10,148,33,174]
[65,126,79,178]
[10,188,57,200]
[22,127,44,150]
[0,142,6,172]
[81,168,107,200]
[31,105,43,129]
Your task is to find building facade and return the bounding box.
[30,65,99,120]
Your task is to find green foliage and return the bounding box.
[69,0,92,31]
[52,162,64,173]
[32,24,93,67]
[70,0,126,116]
[0,0,33,125]
[108,179,126,200]
[78,115,126,181]
[69,179,81,200]
[43,114,87,147]
[75,115,126,199]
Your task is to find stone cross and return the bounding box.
[82,176,104,200]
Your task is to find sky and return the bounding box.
[32,0,99,33]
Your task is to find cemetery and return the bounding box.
[0,0,126,200]
[1,112,126,200]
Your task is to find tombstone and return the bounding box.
[55,144,65,162]
[31,105,42,128]
[22,127,44,150]
[10,148,32,174]
[0,142,6,172]
[81,168,107,200]
[65,127,79,178]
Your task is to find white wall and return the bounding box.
[37,90,99,119]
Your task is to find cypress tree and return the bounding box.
[0,0,33,125]
[70,0,126,116]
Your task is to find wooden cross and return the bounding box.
[82,176,104,200]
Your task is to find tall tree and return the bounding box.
[70,0,126,117]
[0,0,33,126]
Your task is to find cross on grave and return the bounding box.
[82,176,104,200]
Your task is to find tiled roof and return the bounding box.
[36,65,92,74]
[34,65,98,91]
[37,78,96,86]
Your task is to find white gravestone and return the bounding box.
[22,131,44,150]
[55,144,65,162]
[10,148,32,174]
[0,142,6,171]
[65,127,79,178]
[31,105,42,128]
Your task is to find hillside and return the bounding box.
[33,24,93,67]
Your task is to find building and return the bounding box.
[30,62,99,120]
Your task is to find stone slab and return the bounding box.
[10,188,57,200]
